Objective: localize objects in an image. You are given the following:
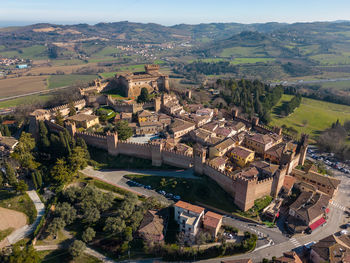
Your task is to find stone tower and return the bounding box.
[107,132,119,156]
[234,176,257,211]
[193,144,206,175]
[298,133,309,166]
[271,168,287,198]
[154,97,161,112]
[66,122,76,137]
[150,142,163,167]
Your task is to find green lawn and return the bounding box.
[230,57,275,65]
[318,80,350,90]
[310,53,350,65]
[98,72,117,79]
[0,190,37,224]
[220,46,265,58]
[91,46,120,58]
[0,227,14,242]
[48,74,98,89]
[38,250,102,263]
[118,64,145,72]
[270,94,350,139]
[0,93,53,109]
[125,174,239,213]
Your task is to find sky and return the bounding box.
[1,0,350,26]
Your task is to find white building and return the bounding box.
[174,201,205,238]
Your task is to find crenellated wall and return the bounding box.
[162,149,193,168]
[203,163,236,196]
[254,177,274,199]
[75,132,108,150]
[116,141,152,159]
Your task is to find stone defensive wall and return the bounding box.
[49,99,86,116]
[75,132,108,150]
[255,177,274,200]
[203,162,236,196]
[116,141,152,159]
[162,149,193,169]
[45,120,65,134]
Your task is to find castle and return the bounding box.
[28,66,309,212]
[114,64,170,97]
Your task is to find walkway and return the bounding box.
[6,190,45,245]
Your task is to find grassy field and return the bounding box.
[0,45,48,60]
[0,190,37,224]
[230,57,275,64]
[270,94,350,139]
[310,53,350,65]
[0,93,53,109]
[98,72,117,79]
[220,46,265,58]
[318,80,350,90]
[48,74,98,89]
[38,250,102,263]
[0,75,48,98]
[125,174,239,213]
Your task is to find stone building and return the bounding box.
[115,64,169,97]
[67,113,99,129]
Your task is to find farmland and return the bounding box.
[0,75,48,98]
[48,74,98,89]
[270,94,350,139]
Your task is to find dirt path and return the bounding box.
[0,207,27,231]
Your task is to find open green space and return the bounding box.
[0,93,53,109]
[310,53,350,65]
[98,72,117,79]
[0,190,37,224]
[0,45,48,60]
[230,57,275,64]
[48,74,98,89]
[270,94,350,139]
[91,46,120,58]
[118,64,145,72]
[38,250,102,263]
[51,59,87,66]
[125,174,238,213]
[0,227,14,242]
[318,80,350,90]
[220,46,265,58]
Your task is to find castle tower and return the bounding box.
[107,132,119,156]
[232,109,238,120]
[193,145,206,175]
[234,176,257,211]
[66,122,76,137]
[298,133,309,166]
[150,142,163,167]
[271,168,287,198]
[274,126,282,136]
[154,97,161,112]
[251,116,259,127]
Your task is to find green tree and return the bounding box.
[69,146,89,171]
[82,206,100,224]
[103,217,126,234]
[68,102,77,116]
[34,171,43,188]
[16,180,28,194]
[115,120,133,140]
[137,87,150,103]
[38,121,50,150]
[47,217,66,236]
[55,202,77,225]
[31,173,38,190]
[51,158,72,184]
[0,173,3,187]
[55,110,64,126]
[4,162,17,186]
[3,125,11,136]
[12,132,38,170]
[124,226,133,242]
[69,240,86,258]
[82,227,96,243]
[7,244,40,263]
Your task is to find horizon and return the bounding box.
[1,0,350,27]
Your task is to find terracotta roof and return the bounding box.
[283,175,295,192]
[0,136,18,149]
[138,210,164,242]
[174,201,204,214]
[311,235,350,262]
[203,211,222,229]
[138,110,153,117]
[210,157,227,168]
[235,167,259,180]
[231,146,254,159]
[214,137,236,151]
[67,113,98,122]
[2,120,15,125]
[121,112,132,119]
[274,251,302,263]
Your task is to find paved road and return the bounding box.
[7,190,45,244]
